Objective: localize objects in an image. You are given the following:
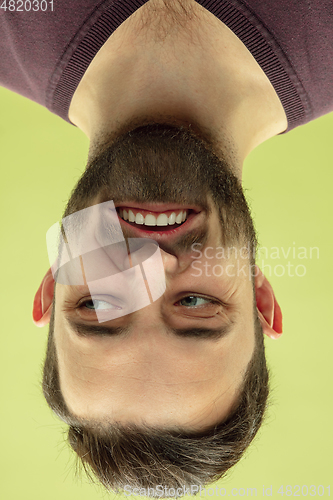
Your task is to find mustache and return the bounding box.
[98,208,210,257]
[156,225,209,257]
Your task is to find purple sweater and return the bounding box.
[1,0,332,131]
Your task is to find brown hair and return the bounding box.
[43,304,268,496]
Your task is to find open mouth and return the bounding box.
[116,206,193,232]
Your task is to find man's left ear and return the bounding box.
[255,266,283,339]
[32,268,55,327]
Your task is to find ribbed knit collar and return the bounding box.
[47,0,309,130]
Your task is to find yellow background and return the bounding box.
[0,86,332,499]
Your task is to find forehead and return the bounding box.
[52,300,256,428]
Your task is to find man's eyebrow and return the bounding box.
[66,317,130,337]
[167,324,232,341]
[66,318,231,340]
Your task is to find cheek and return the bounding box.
[218,323,255,383]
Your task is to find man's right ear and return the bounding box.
[255,266,283,339]
[33,268,55,327]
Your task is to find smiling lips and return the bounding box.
[117,206,189,231]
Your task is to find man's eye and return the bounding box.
[80,298,122,311]
[178,296,215,307]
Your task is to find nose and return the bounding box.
[124,239,178,275]
[159,248,178,275]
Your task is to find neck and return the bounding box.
[69,0,287,178]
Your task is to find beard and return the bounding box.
[63,122,257,257]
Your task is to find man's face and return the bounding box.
[50,123,258,431]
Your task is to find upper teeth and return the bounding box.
[118,209,187,226]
